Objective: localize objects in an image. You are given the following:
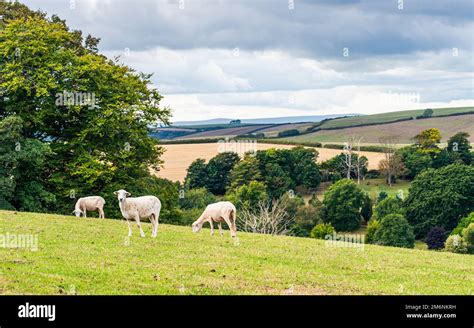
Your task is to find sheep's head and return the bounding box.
[72,209,83,217]
[114,189,131,203]
[192,221,202,233]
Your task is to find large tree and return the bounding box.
[322,179,365,231]
[0,3,171,210]
[404,164,474,238]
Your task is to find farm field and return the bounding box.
[316,106,474,129]
[153,143,385,182]
[281,114,474,144]
[0,210,472,295]
[176,124,271,140]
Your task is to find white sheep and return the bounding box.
[192,201,237,238]
[73,196,106,219]
[114,189,161,238]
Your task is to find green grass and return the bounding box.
[358,179,411,200]
[0,210,472,295]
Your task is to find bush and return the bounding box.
[310,223,335,239]
[365,219,380,244]
[322,179,365,231]
[377,191,388,202]
[361,194,373,222]
[374,196,404,220]
[451,212,474,236]
[426,227,447,250]
[444,235,468,254]
[179,188,217,210]
[293,201,324,237]
[462,223,474,254]
[372,214,415,248]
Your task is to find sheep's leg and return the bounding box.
[99,208,105,219]
[126,219,132,237]
[209,221,214,236]
[223,217,236,238]
[134,215,145,237]
[151,214,157,238]
[83,210,87,218]
[218,223,223,236]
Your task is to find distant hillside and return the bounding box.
[173,114,355,126]
[281,113,474,144]
[317,106,474,130]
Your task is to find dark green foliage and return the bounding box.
[290,196,322,237]
[361,193,373,222]
[426,227,447,250]
[396,146,433,179]
[462,223,474,253]
[228,155,262,189]
[404,164,474,238]
[184,159,208,189]
[447,132,472,165]
[377,191,388,202]
[372,214,415,248]
[322,179,365,231]
[451,212,474,236]
[206,152,241,195]
[225,181,268,211]
[374,196,404,220]
[277,129,300,137]
[0,116,56,211]
[179,188,217,210]
[320,153,368,182]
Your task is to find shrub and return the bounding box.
[377,191,388,202]
[372,214,415,248]
[365,219,380,244]
[451,212,474,236]
[374,196,404,220]
[179,188,217,210]
[361,194,373,222]
[462,223,474,254]
[426,227,447,250]
[310,223,335,239]
[444,235,468,254]
[322,179,365,231]
[293,201,324,237]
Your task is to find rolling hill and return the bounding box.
[281,113,474,144]
[0,210,472,295]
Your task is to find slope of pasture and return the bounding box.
[0,211,472,295]
[317,106,474,129]
[281,114,474,144]
[177,125,272,140]
[153,143,384,182]
[257,122,315,137]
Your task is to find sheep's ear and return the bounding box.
[113,191,118,195]
[126,192,131,197]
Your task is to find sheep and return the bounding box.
[114,189,161,238]
[73,196,106,219]
[192,201,237,238]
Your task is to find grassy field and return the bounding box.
[281,114,474,144]
[153,143,384,181]
[0,210,472,295]
[317,106,474,129]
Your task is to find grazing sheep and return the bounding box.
[192,201,237,238]
[114,189,161,238]
[73,196,106,219]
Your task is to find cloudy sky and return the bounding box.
[24,0,474,122]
